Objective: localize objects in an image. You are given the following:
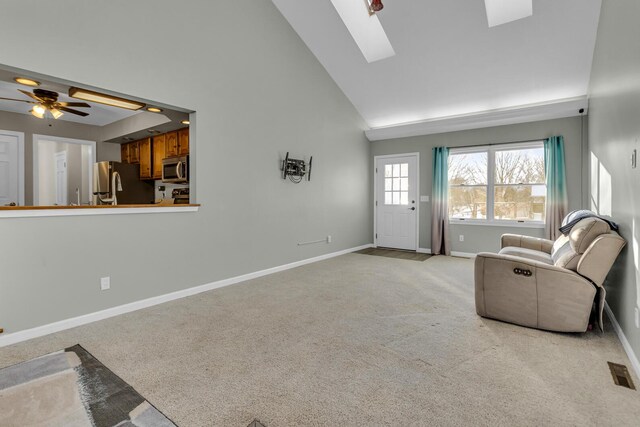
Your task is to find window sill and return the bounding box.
[0,204,200,218]
[449,219,545,229]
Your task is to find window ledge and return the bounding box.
[449,219,545,229]
[0,204,200,218]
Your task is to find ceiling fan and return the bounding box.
[0,88,91,119]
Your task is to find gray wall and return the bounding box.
[588,0,640,362]
[0,0,371,334]
[0,110,119,205]
[371,117,587,253]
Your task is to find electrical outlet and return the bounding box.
[635,307,640,328]
[100,276,110,291]
[327,235,332,243]
[420,195,430,202]
[459,235,464,242]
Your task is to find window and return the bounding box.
[384,162,409,205]
[448,142,545,224]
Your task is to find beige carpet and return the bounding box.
[0,254,638,426]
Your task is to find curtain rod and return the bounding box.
[448,138,547,150]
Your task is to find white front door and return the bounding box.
[0,130,24,206]
[55,151,68,206]
[375,154,418,250]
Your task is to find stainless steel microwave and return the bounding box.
[162,155,189,183]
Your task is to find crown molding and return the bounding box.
[365,97,588,142]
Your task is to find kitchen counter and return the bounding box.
[0,204,200,218]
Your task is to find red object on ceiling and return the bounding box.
[370,0,384,13]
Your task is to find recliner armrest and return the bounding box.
[501,234,554,254]
[476,252,579,276]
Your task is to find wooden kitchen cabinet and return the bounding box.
[152,134,166,179]
[138,138,152,179]
[128,141,140,164]
[178,128,189,155]
[121,144,130,163]
[165,131,178,157]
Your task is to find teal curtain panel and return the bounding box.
[544,136,569,239]
[431,147,451,255]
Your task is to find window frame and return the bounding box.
[448,141,546,228]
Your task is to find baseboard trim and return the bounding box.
[451,251,477,258]
[0,243,373,348]
[604,302,640,380]
[417,248,431,254]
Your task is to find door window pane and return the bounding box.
[385,192,392,204]
[385,178,392,191]
[385,164,393,177]
[393,164,400,177]
[393,178,400,191]
[400,177,408,191]
[400,192,408,205]
[400,163,408,177]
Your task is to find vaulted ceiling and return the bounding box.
[272,0,602,138]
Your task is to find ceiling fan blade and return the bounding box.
[57,102,91,108]
[0,96,36,104]
[58,106,89,117]
[18,89,43,102]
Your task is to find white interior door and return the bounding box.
[55,151,68,206]
[0,130,24,206]
[375,154,418,250]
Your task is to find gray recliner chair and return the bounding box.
[475,217,625,332]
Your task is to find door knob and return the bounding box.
[409,207,415,210]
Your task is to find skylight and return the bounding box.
[329,0,395,63]
[484,0,533,28]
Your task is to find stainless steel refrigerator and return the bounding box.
[93,161,154,205]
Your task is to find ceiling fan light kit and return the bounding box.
[31,104,45,119]
[0,88,91,120]
[68,87,145,111]
[20,88,91,120]
[50,108,64,119]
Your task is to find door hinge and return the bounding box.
[375,233,377,239]
[375,167,378,173]
[375,201,378,206]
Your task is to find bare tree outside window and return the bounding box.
[448,152,487,219]
[494,148,545,221]
[448,144,546,223]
